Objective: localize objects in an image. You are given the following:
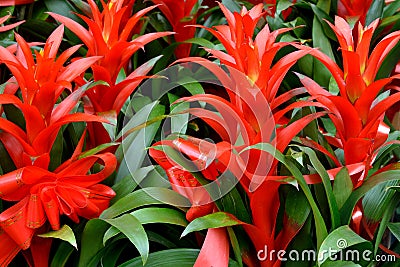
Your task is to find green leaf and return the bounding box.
[333,168,353,210]
[181,212,244,237]
[316,0,331,13]
[103,214,149,265]
[175,76,205,96]
[219,178,252,224]
[227,227,243,267]
[147,231,177,249]
[221,0,241,13]
[311,4,336,89]
[44,0,83,24]
[372,194,400,255]
[383,0,400,17]
[285,186,311,225]
[103,207,188,245]
[277,0,294,14]
[328,76,340,96]
[115,101,165,181]
[341,169,400,224]
[309,3,336,41]
[0,136,16,174]
[365,0,385,26]
[388,222,400,242]
[38,225,77,250]
[100,241,128,267]
[183,37,216,50]
[103,226,120,245]
[50,241,75,267]
[49,128,64,171]
[78,219,110,267]
[78,142,119,159]
[318,226,372,265]
[111,166,155,203]
[298,54,314,79]
[137,165,170,188]
[376,42,400,80]
[169,93,190,134]
[118,248,200,267]
[321,261,361,267]
[100,187,190,219]
[131,207,187,227]
[363,180,400,222]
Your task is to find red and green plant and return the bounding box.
[0,0,399,266]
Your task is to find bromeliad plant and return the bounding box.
[0,0,400,267]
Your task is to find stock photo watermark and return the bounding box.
[257,238,396,263]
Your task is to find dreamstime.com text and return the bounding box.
[257,238,396,263]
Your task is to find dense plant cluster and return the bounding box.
[0,0,400,266]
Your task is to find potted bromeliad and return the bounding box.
[0,0,400,266]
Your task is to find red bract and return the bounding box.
[337,0,373,25]
[151,0,197,58]
[0,149,117,267]
[386,62,400,129]
[0,14,24,32]
[297,16,400,186]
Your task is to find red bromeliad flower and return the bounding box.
[0,25,101,119]
[149,62,323,266]
[49,0,173,113]
[147,4,326,265]
[49,0,173,146]
[0,138,117,267]
[295,16,400,187]
[198,3,308,118]
[337,0,373,25]
[150,0,198,58]
[0,25,109,167]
